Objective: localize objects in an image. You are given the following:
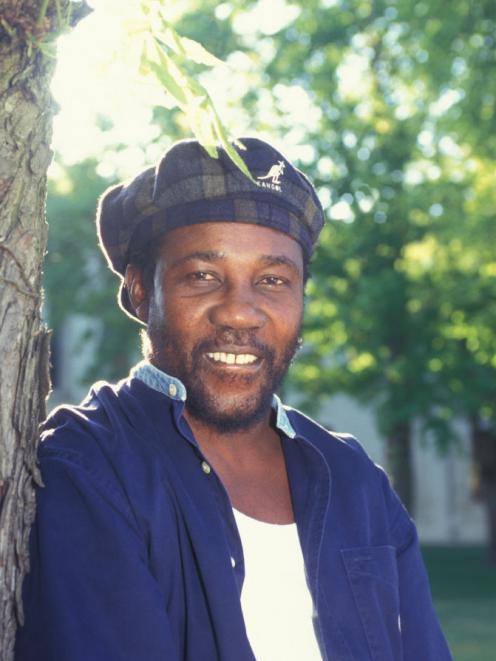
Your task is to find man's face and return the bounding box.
[140,222,305,433]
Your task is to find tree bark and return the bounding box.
[0,2,88,658]
[385,421,413,513]
[470,418,496,565]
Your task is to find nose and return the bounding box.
[208,281,267,331]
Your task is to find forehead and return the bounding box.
[158,222,304,269]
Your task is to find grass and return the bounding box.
[422,546,496,661]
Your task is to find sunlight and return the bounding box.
[232,0,301,37]
[50,0,322,179]
[51,0,170,174]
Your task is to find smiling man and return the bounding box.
[16,138,452,661]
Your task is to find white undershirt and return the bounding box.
[233,508,322,661]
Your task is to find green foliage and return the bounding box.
[132,0,254,179]
[214,0,496,446]
[46,159,139,383]
[46,0,496,450]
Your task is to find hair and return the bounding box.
[127,235,166,295]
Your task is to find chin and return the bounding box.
[186,389,272,434]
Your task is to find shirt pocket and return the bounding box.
[341,545,403,661]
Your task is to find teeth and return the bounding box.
[235,354,257,365]
[206,352,258,365]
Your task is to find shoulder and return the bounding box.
[40,380,125,456]
[38,377,163,491]
[37,378,173,533]
[40,376,164,451]
[285,404,394,489]
[37,380,133,496]
[285,405,372,464]
[284,405,413,541]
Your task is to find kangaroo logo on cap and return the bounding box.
[257,161,285,191]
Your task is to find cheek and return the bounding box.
[152,295,208,341]
[170,300,204,329]
[274,303,303,344]
[284,297,304,327]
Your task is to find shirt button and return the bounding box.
[201,461,211,475]
[168,383,177,397]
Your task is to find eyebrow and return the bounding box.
[172,251,301,274]
[172,251,225,269]
[259,254,301,274]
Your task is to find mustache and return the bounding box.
[192,330,276,363]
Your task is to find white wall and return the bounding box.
[313,393,487,544]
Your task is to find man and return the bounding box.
[16,138,452,660]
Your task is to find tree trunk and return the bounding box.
[385,421,413,513]
[0,3,88,658]
[470,417,496,565]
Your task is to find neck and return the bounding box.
[184,405,294,524]
[184,407,281,465]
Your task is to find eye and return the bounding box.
[184,271,220,287]
[258,275,288,287]
[189,271,215,281]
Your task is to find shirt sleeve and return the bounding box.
[15,447,180,661]
[385,476,453,661]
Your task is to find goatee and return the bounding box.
[143,326,301,433]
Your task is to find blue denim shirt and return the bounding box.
[16,363,452,660]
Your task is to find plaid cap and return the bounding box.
[97,136,325,321]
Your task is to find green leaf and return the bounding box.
[211,108,255,182]
[139,39,151,76]
[185,104,217,151]
[151,41,188,107]
[153,9,224,68]
[136,13,254,183]
[166,29,225,67]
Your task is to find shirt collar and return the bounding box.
[130,361,296,439]
[130,361,187,402]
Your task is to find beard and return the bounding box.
[143,323,301,434]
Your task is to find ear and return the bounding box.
[124,264,149,323]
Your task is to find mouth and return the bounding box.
[204,351,262,368]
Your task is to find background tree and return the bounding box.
[2,1,489,656]
[44,0,496,552]
[177,0,495,527]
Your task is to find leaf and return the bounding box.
[38,40,58,59]
[161,28,224,67]
[184,100,218,153]
[211,108,255,182]
[139,38,151,76]
[153,11,225,68]
[178,71,210,100]
[151,41,188,107]
[179,35,225,67]
[136,13,253,183]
